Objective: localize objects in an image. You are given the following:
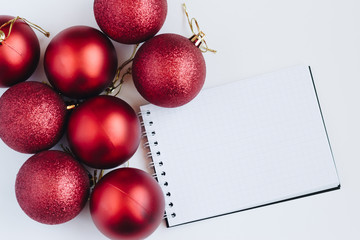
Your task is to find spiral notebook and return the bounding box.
[140,65,340,227]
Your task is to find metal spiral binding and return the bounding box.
[138,109,176,219]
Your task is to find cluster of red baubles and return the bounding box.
[0,0,208,239]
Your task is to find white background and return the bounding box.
[1,0,359,239]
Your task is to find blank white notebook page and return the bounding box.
[140,65,340,227]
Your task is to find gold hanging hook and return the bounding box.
[182,3,216,53]
[106,43,140,96]
[0,16,50,44]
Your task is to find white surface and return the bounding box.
[141,66,339,227]
[0,0,358,239]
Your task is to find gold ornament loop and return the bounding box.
[183,3,216,53]
[0,16,50,44]
[106,43,140,97]
[91,169,104,187]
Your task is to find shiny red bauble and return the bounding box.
[94,0,167,44]
[0,16,40,87]
[90,168,165,240]
[15,150,90,225]
[44,26,118,99]
[67,95,141,169]
[132,33,206,108]
[0,81,67,153]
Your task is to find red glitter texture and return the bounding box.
[0,81,67,153]
[0,15,40,87]
[90,168,165,240]
[67,95,141,169]
[44,26,118,99]
[132,33,206,108]
[15,150,90,225]
[93,0,167,44]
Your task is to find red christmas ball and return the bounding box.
[15,150,90,225]
[132,33,206,108]
[44,26,118,99]
[90,168,165,240]
[67,95,141,169]
[0,81,67,153]
[0,16,40,87]
[94,0,167,44]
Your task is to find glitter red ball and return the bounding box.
[44,26,118,99]
[90,168,165,240]
[67,95,141,169]
[132,33,206,108]
[0,15,40,88]
[93,0,167,44]
[15,150,90,225]
[0,81,67,153]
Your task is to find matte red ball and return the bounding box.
[90,168,165,240]
[44,26,118,99]
[0,81,67,153]
[15,150,90,225]
[132,33,206,108]
[0,15,40,87]
[94,0,167,44]
[67,95,141,169]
